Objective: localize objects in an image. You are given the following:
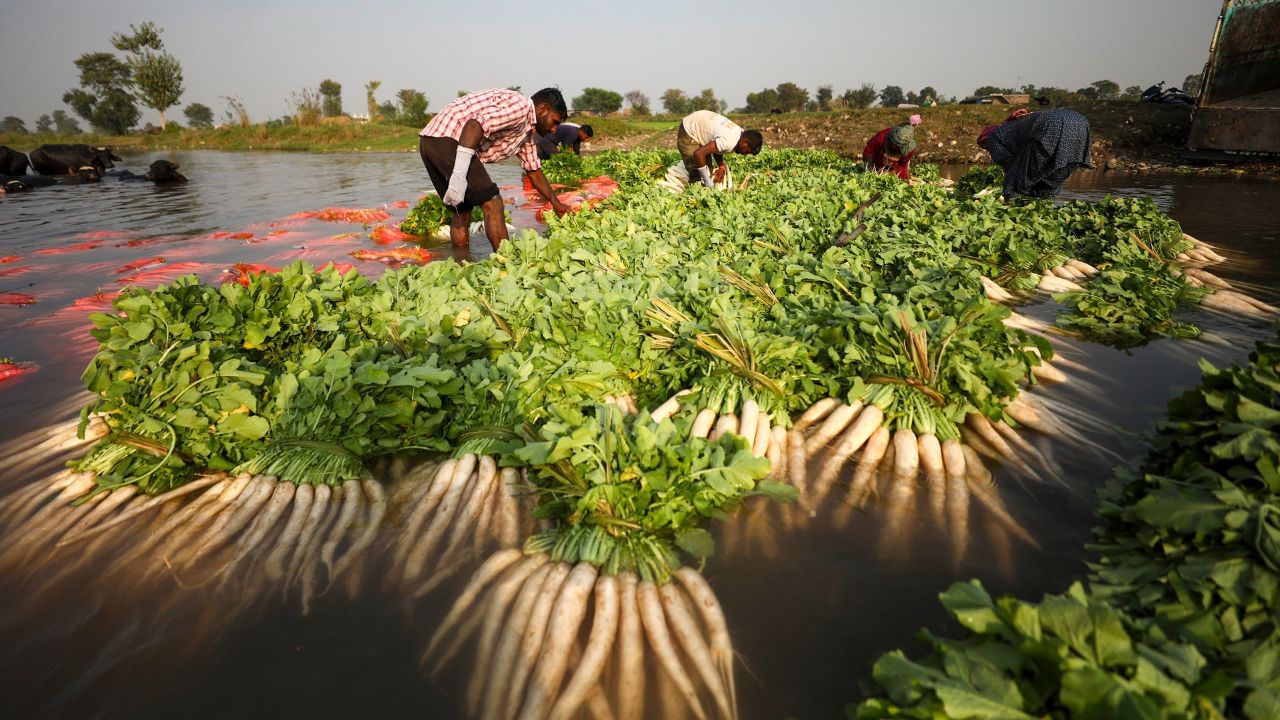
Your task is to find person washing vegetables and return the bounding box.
[419,87,573,251]
[977,108,1094,200]
[536,121,593,160]
[862,115,920,180]
[664,110,763,190]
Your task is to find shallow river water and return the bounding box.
[0,152,1277,719]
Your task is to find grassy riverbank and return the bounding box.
[0,102,1272,174]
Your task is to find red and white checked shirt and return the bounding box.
[421,88,541,172]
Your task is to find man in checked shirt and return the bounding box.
[419,87,574,251]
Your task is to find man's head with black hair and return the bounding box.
[578,124,594,142]
[735,130,764,155]
[530,87,568,135]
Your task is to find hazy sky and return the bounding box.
[2,0,1221,127]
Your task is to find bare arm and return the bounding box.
[691,140,720,169]
[458,119,484,151]
[525,168,572,215]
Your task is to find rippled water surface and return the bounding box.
[1,153,1277,719]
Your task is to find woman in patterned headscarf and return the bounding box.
[862,121,918,180]
[977,108,1094,199]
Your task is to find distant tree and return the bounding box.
[661,88,690,115]
[815,85,833,111]
[879,85,906,107]
[1182,73,1202,96]
[1119,85,1143,101]
[377,100,397,119]
[842,83,878,109]
[365,80,382,121]
[457,90,468,98]
[288,88,322,126]
[918,86,938,104]
[1090,79,1120,101]
[396,88,429,126]
[1022,84,1072,104]
[624,90,650,115]
[573,87,624,114]
[52,110,82,134]
[1074,86,1100,100]
[973,85,1013,97]
[688,88,726,113]
[2,116,29,134]
[36,114,54,133]
[319,79,343,117]
[183,102,214,128]
[112,22,183,129]
[743,88,781,113]
[220,95,250,127]
[906,90,920,105]
[827,97,849,111]
[64,52,139,134]
[776,82,809,112]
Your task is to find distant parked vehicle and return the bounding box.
[1141,81,1196,106]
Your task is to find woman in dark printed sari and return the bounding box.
[977,108,1094,199]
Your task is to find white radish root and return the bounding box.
[792,397,839,433]
[805,401,862,456]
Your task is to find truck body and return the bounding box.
[1187,0,1280,158]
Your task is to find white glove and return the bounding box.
[443,145,475,206]
[696,165,714,188]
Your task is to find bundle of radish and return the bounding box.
[423,405,781,720]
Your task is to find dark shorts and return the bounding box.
[419,135,501,214]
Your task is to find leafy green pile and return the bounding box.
[517,404,787,581]
[853,331,1280,719]
[400,194,483,235]
[955,165,1005,198]
[76,148,1214,576]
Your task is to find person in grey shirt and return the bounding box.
[536,122,594,159]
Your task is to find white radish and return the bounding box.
[462,556,550,706]
[792,397,839,433]
[335,478,387,587]
[547,574,620,720]
[391,458,457,577]
[650,390,692,424]
[479,562,553,719]
[942,439,970,567]
[320,479,363,578]
[751,409,771,458]
[1065,258,1098,276]
[56,474,223,547]
[282,482,331,592]
[659,583,735,720]
[499,563,572,720]
[979,275,1014,302]
[805,401,862,455]
[497,467,522,547]
[265,483,314,581]
[690,408,717,439]
[918,433,947,527]
[812,405,882,507]
[424,548,524,667]
[216,479,295,581]
[709,413,738,442]
[638,581,708,720]
[737,400,759,450]
[1030,361,1068,384]
[518,562,598,720]
[846,425,891,509]
[614,573,645,720]
[403,454,478,586]
[766,426,786,481]
[674,567,737,718]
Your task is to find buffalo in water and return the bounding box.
[109,160,188,184]
[29,144,121,175]
[0,146,30,176]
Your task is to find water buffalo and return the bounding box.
[0,146,30,176]
[143,159,187,183]
[1,174,57,191]
[108,160,188,184]
[29,144,121,175]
